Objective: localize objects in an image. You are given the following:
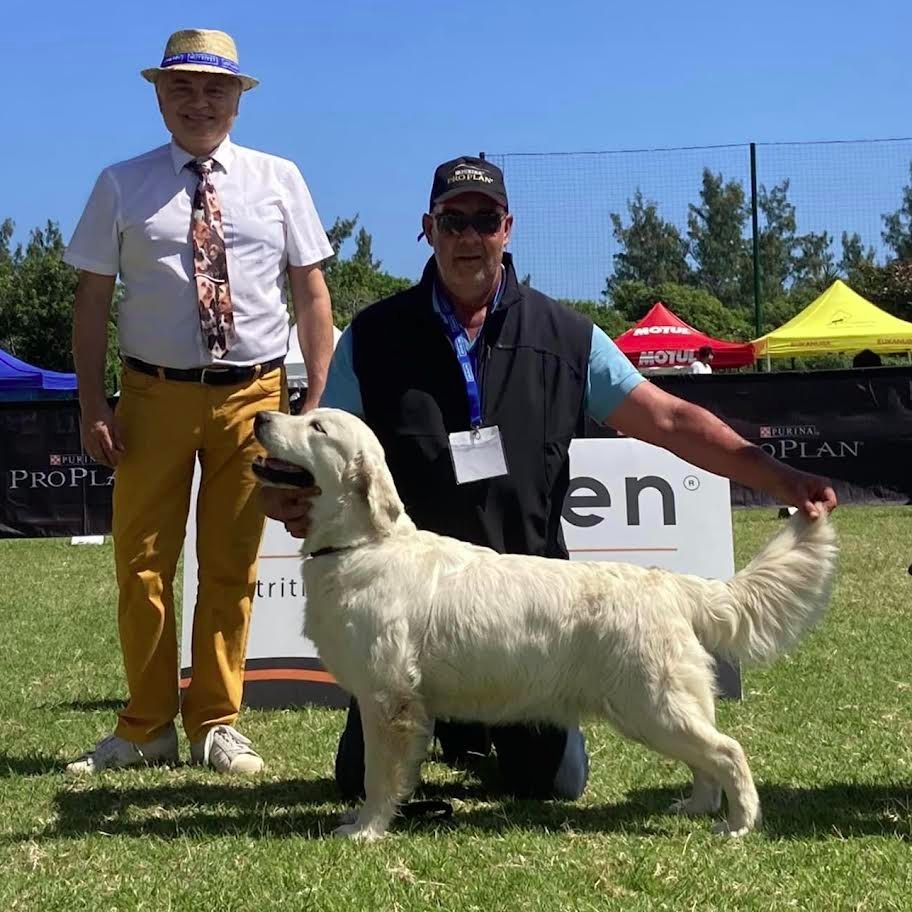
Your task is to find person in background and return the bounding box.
[65,29,334,775]
[852,349,882,368]
[690,345,714,374]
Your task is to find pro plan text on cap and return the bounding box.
[141,29,259,91]
[429,157,508,211]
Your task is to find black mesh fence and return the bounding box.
[488,138,912,306]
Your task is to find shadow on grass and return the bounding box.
[0,752,63,777]
[46,777,341,840]
[612,782,912,841]
[5,767,908,842]
[406,779,912,841]
[47,698,126,712]
[755,782,912,840]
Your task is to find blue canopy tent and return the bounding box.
[0,347,77,399]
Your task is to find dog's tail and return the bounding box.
[684,512,838,665]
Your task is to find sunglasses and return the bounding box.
[433,210,505,236]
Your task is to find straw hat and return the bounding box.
[141,29,259,91]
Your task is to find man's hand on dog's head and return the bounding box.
[258,485,320,539]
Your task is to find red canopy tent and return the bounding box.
[614,302,755,370]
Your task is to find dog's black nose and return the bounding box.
[254,412,271,432]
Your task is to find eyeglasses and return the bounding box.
[433,210,505,236]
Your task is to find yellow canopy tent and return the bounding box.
[752,279,912,358]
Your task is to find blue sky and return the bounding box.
[2,0,910,298]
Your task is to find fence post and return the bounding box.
[749,143,762,351]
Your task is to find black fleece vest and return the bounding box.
[350,254,592,559]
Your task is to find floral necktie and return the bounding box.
[187,158,236,357]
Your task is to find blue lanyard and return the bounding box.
[433,285,484,428]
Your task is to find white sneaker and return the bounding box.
[65,725,178,775]
[190,725,265,774]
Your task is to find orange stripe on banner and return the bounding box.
[569,547,679,553]
[179,668,337,688]
[244,668,337,684]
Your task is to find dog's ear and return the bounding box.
[345,452,403,533]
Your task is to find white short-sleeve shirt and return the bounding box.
[64,137,334,368]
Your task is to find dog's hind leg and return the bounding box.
[665,688,722,816]
[615,650,760,837]
[333,695,431,841]
[635,698,760,837]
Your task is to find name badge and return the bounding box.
[448,426,508,485]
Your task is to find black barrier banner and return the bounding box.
[3,367,911,538]
[589,365,912,507]
[0,400,114,538]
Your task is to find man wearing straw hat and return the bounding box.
[65,29,335,775]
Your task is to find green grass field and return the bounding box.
[1,507,911,911]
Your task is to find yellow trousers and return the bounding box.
[111,365,285,744]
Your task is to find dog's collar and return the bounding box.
[309,546,355,559]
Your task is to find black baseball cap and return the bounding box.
[429,156,508,211]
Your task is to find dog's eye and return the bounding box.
[311,421,327,434]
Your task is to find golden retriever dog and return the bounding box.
[253,408,838,842]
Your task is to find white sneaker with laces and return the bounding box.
[65,725,178,775]
[191,724,265,774]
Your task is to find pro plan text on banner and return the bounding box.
[180,438,739,709]
[0,401,114,538]
[645,366,912,506]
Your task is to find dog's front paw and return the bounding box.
[712,804,762,838]
[332,821,385,842]
[337,808,358,826]
[668,795,722,817]
[711,818,757,838]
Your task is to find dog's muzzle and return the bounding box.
[251,456,316,488]
[252,412,316,488]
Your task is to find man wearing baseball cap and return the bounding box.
[66,29,335,776]
[263,155,835,813]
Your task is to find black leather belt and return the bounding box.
[124,356,284,386]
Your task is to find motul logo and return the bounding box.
[632,326,693,336]
[638,350,694,366]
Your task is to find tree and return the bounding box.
[882,162,912,261]
[605,190,690,296]
[352,226,382,271]
[0,218,13,264]
[759,286,819,337]
[320,215,411,327]
[687,170,749,309]
[849,259,912,323]
[652,283,752,340]
[792,231,837,290]
[754,181,798,297]
[839,231,876,278]
[325,215,359,256]
[561,300,630,338]
[0,219,121,392]
[0,221,80,367]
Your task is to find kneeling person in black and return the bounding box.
[306,156,637,800]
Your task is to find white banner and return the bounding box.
[181,438,737,699]
[563,438,733,577]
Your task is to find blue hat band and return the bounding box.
[160,52,240,75]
